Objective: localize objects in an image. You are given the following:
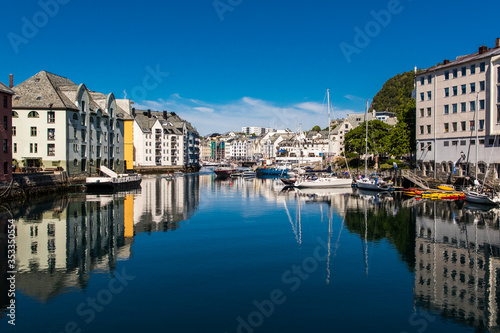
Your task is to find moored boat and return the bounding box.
[294,175,352,188]
[86,166,142,192]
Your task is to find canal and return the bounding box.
[1,171,499,332]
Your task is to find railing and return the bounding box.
[401,169,429,189]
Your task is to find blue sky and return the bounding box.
[0,0,499,135]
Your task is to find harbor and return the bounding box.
[1,172,500,332]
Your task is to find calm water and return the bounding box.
[1,171,499,333]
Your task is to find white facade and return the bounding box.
[416,41,500,178]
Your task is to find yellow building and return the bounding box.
[117,100,135,170]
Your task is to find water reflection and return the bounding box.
[134,175,200,233]
[0,174,201,317]
[414,201,500,331]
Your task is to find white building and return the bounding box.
[241,126,273,136]
[416,39,500,178]
[132,109,198,167]
[11,71,125,175]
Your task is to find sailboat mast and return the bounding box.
[365,100,369,176]
[327,89,331,162]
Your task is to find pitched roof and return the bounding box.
[134,110,159,133]
[12,71,80,110]
[0,81,14,95]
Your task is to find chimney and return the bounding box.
[132,107,136,117]
[9,74,13,88]
[496,38,500,48]
[443,59,450,65]
[147,109,151,118]
[163,110,168,119]
[478,45,487,54]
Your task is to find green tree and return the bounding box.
[311,125,321,132]
[344,120,393,157]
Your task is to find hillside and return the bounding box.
[370,71,415,115]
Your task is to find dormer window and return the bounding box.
[28,111,39,118]
[36,96,41,100]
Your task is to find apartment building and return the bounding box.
[11,71,125,175]
[416,39,500,178]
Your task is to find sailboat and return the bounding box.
[355,100,394,191]
[294,89,353,189]
[464,93,500,205]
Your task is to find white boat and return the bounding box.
[356,175,394,191]
[242,169,256,178]
[294,176,352,188]
[464,189,500,205]
[86,166,142,191]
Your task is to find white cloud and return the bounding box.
[134,95,361,135]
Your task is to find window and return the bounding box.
[47,111,55,123]
[419,126,424,135]
[480,81,485,91]
[445,71,450,80]
[81,100,85,113]
[444,123,449,132]
[12,111,18,118]
[480,100,485,110]
[453,68,458,78]
[3,96,7,108]
[444,141,450,147]
[452,122,457,131]
[420,93,424,101]
[3,162,7,174]
[471,64,476,74]
[420,77,424,85]
[47,128,55,140]
[470,120,475,131]
[3,139,7,153]
[444,88,449,97]
[427,143,432,151]
[427,75,431,84]
[420,108,424,117]
[13,143,16,153]
[28,111,39,118]
[480,119,485,130]
[452,86,458,96]
[444,105,449,114]
[461,84,466,94]
[12,126,16,136]
[461,140,467,146]
[480,139,485,144]
[461,121,466,131]
[470,82,476,93]
[81,115,86,126]
[498,105,500,123]
[73,113,78,121]
[90,116,94,123]
[461,102,466,112]
[471,140,475,145]
[3,116,7,130]
[427,125,431,134]
[427,108,432,117]
[480,62,485,72]
[461,67,467,76]
[452,140,458,146]
[81,129,86,141]
[30,127,37,136]
[452,104,457,113]
[47,144,55,156]
[427,91,432,100]
[470,101,476,111]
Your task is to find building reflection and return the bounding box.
[5,194,133,304]
[414,201,500,331]
[133,175,200,233]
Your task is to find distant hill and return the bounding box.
[370,71,415,115]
